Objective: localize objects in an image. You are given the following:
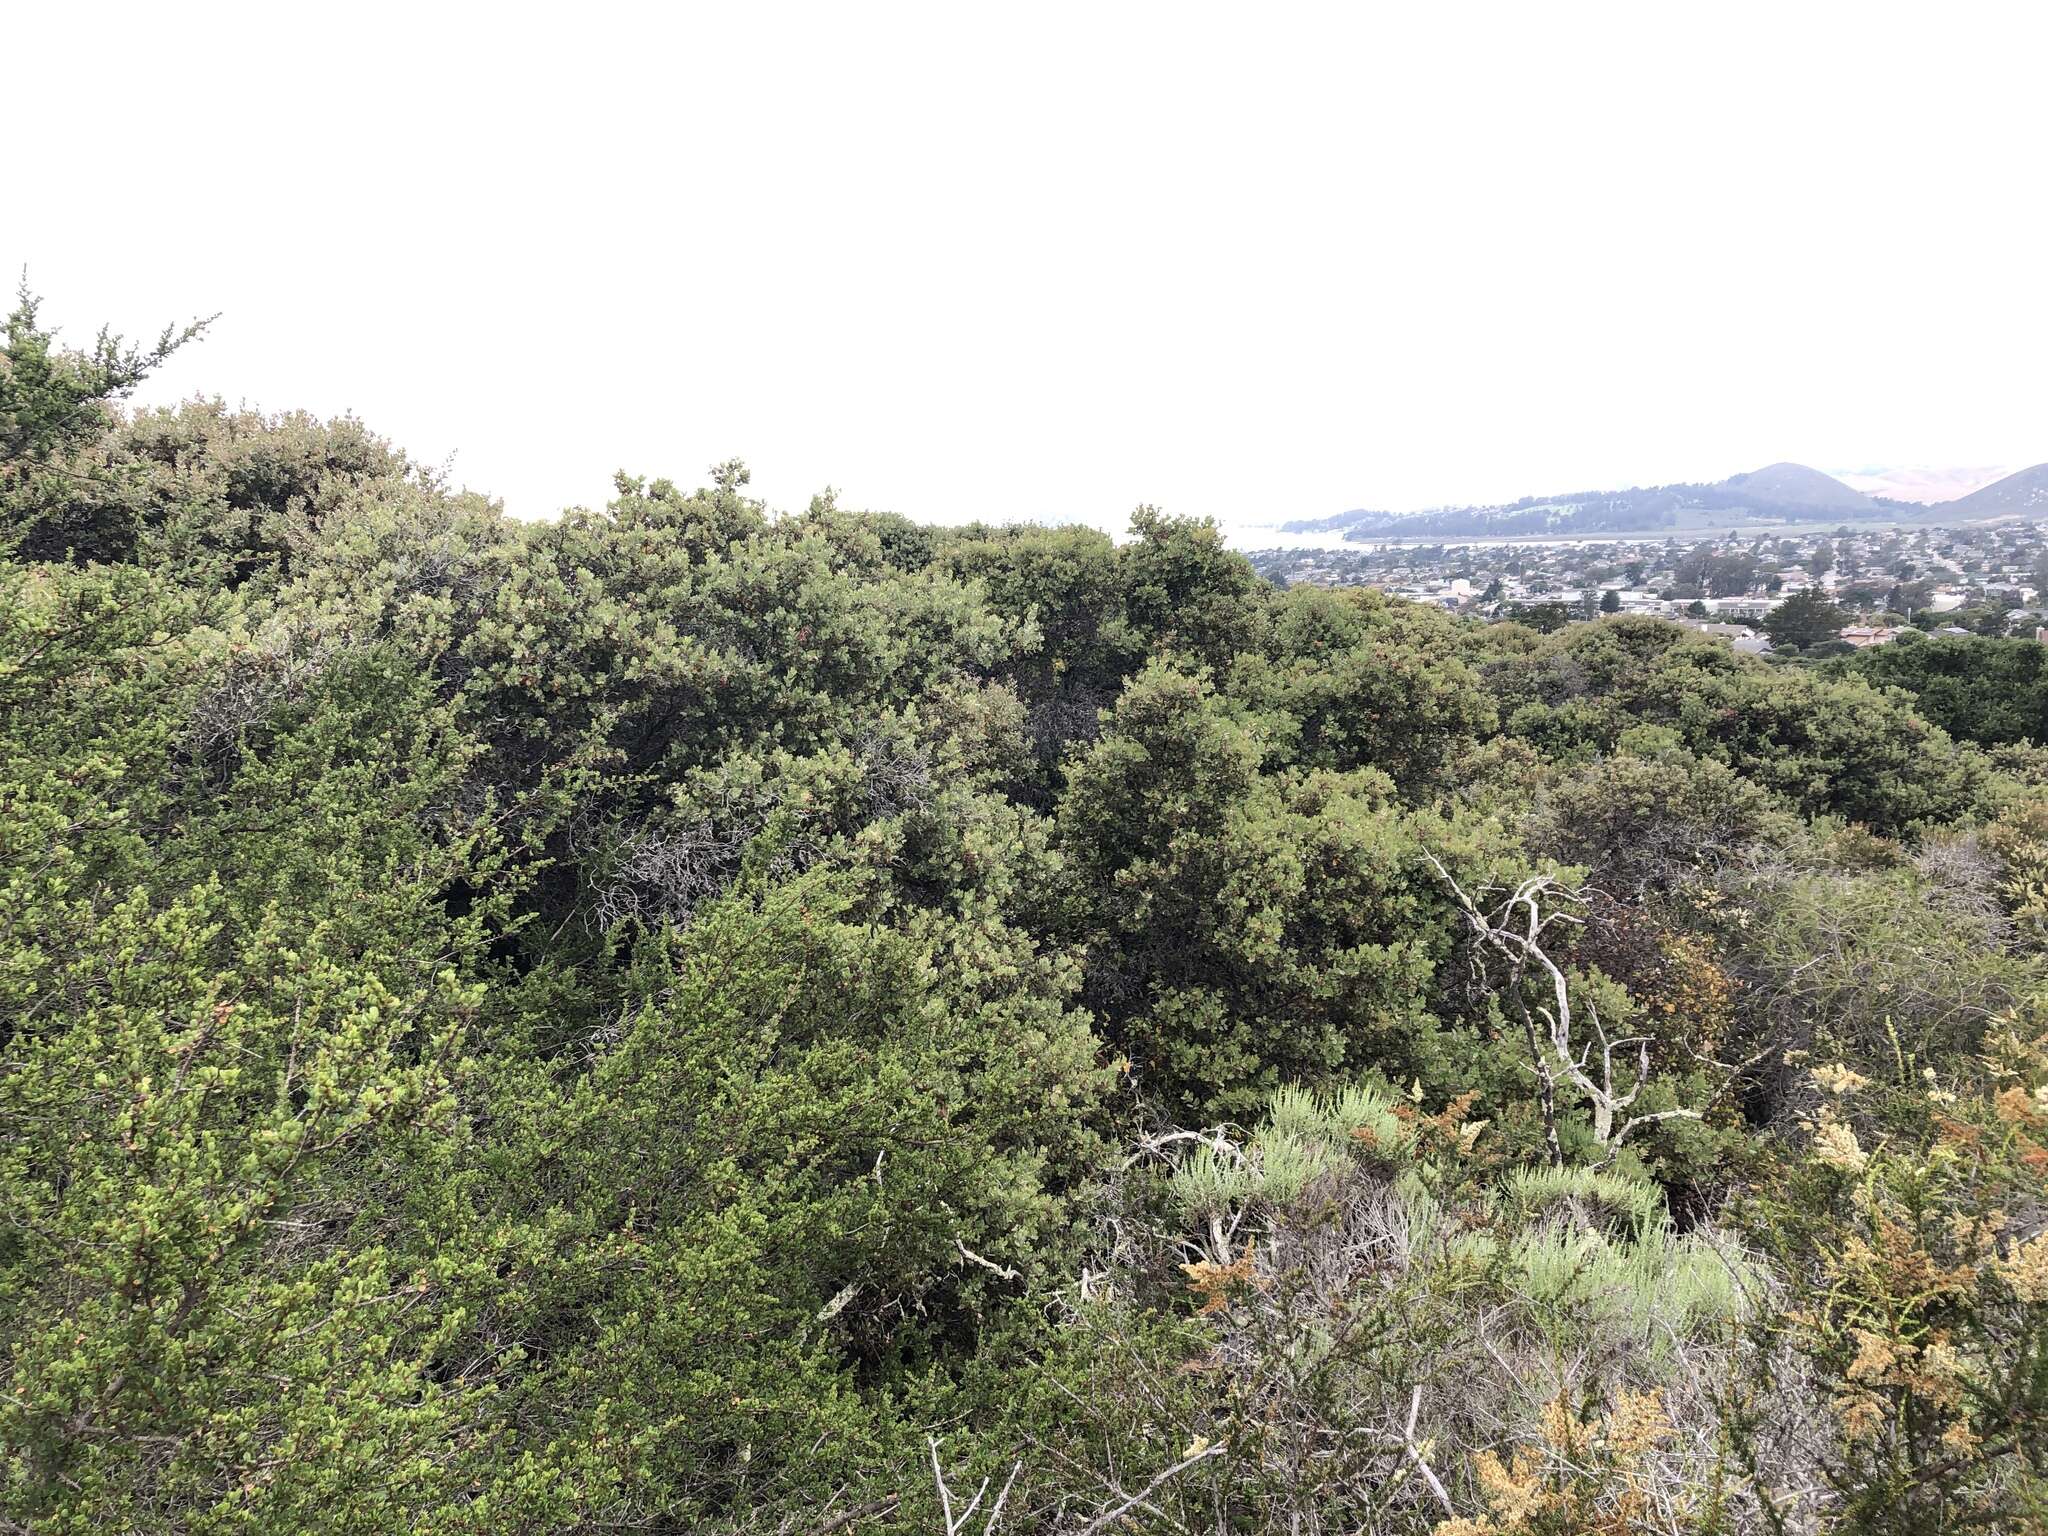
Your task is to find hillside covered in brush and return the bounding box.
[5,291,2047,1535]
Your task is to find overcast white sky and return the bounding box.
[13,2,2046,533]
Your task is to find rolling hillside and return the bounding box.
[1938,462,2048,517]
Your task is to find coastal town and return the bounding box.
[1245,519,2048,652]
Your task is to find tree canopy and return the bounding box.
[1760,587,1849,649]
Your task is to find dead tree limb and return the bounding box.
[929,1439,1025,1535]
[1070,1440,1227,1535]
[1426,852,1759,1165]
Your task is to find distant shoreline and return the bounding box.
[1233,516,2010,553]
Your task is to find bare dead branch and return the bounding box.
[1070,1441,1226,1536]
[955,1240,1021,1282]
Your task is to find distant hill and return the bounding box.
[1719,462,1877,512]
[1283,462,1908,541]
[1936,463,2048,517]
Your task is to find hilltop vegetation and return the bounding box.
[4,291,2047,1534]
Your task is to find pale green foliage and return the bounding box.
[1018,1086,1775,1534]
[1496,1163,1667,1235]
[1197,1091,1757,1344]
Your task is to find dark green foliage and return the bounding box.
[1230,586,1496,796]
[1838,633,2048,747]
[1482,616,1989,832]
[1674,546,1759,597]
[2,285,212,563]
[1760,587,1849,649]
[1503,598,1576,632]
[1054,662,1512,1117]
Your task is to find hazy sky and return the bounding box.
[14,2,2046,533]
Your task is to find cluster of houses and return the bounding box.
[1247,521,2048,651]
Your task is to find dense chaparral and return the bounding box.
[3,290,2045,1534]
